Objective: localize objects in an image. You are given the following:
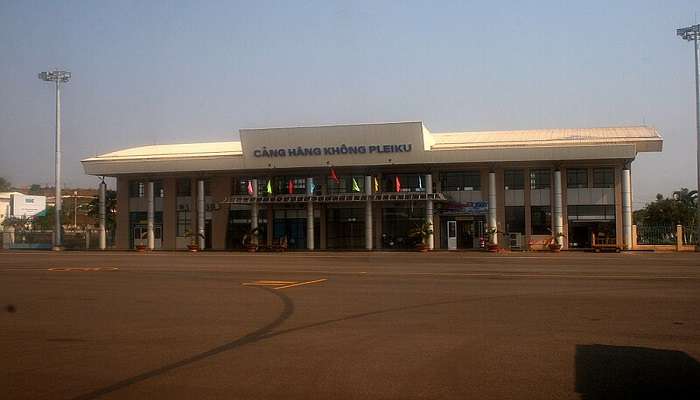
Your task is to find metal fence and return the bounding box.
[683,225,697,246]
[2,229,113,250]
[636,225,677,245]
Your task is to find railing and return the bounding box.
[683,225,697,246]
[2,229,114,250]
[635,225,677,245]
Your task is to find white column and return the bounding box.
[425,174,434,250]
[365,175,373,250]
[197,179,205,249]
[98,180,107,250]
[488,171,498,245]
[251,179,259,244]
[622,166,633,250]
[146,181,155,250]
[553,169,564,246]
[306,177,314,250]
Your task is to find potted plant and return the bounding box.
[184,230,205,252]
[484,227,501,252]
[135,231,148,252]
[407,220,433,252]
[548,232,566,252]
[242,227,260,252]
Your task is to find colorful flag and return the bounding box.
[395,176,401,192]
[266,180,272,195]
[352,178,361,192]
[247,180,254,195]
[373,177,379,192]
[329,168,340,183]
[288,179,294,194]
[418,176,423,190]
[309,179,315,194]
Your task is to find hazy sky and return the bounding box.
[0,0,698,207]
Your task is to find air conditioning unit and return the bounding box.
[509,233,523,250]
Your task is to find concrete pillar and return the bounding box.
[365,175,373,250]
[553,169,564,246]
[621,166,632,250]
[146,181,155,250]
[98,180,106,250]
[676,224,683,251]
[115,177,130,250]
[211,176,230,250]
[251,179,259,245]
[425,174,434,250]
[306,177,314,250]
[488,171,498,245]
[162,178,176,250]
[197,179,205,249]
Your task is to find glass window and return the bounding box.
[505,206,525,234]
[154,181,164,198]
[176,210,191,236]
[129,181,145,198]
[504,170,524,190]
[593,168,615,188]
[383,174,426,192]
[204,180,212,196]
[567,205,616,221]
[531,206,551,235]
[176,178,191,197]
[530,169,551,190]
[328,175,364,194]
[273,176,307,194]
[442,171,481,191]
[567,168,588,188]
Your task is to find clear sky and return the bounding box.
[0,0,698,207]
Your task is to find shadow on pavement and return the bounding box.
[575,344,700,399]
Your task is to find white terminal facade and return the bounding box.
[81,122,662,251]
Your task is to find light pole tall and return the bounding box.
[38,70,71,251]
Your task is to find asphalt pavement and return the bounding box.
[1,251,699,399]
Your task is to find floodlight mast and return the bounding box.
[38,70,71,251]
[676,25,700,250]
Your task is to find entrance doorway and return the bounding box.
[568,221,616,249]
[443,217,485,249]
[456,220,484,249]
[273,209,307,249]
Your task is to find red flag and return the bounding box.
[329,168,340,183]
[395,176,401,192]
[247,181,254,195]
[288,179,294,194]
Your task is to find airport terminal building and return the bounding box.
[81,121,662,251]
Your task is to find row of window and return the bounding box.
[505,168,615,190]
[130,167,616,198]
[505,205,617,235]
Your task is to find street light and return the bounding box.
[38,69,71,251]
[677,25,700,250]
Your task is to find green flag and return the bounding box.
[266,180,272,194]
[352,178,361,192]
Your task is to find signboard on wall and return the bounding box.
[10,194,47,218]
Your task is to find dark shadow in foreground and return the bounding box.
[575,344,700,400]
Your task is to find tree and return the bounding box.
[0,177,11,192]
[86,190,117,233]
[28,184,42,195]
[634,188,697,227]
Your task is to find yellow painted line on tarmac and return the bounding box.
[273,278,327,290]
[48,267,119,272]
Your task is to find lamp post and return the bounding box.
[677,25,700,250]
[38,69,71,251]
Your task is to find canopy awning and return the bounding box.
[221,192,447,204]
